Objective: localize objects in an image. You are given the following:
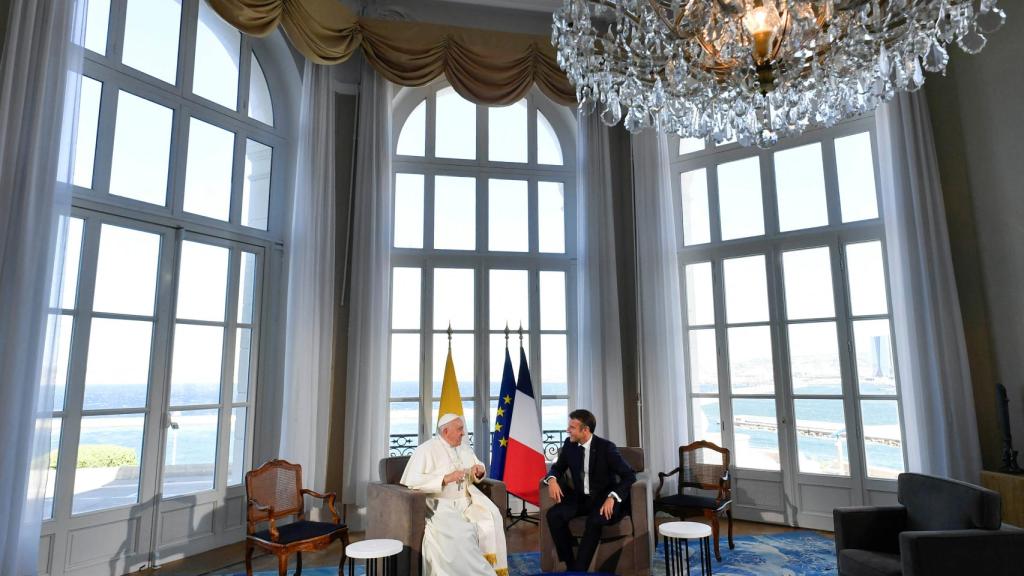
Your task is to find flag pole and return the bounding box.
[507,319,538,528]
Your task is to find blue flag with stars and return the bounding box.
[489,347,516,480]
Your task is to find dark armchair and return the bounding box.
[366,455,508,576]
[653,441,734,561]
[539,447,651,575]
[834,472,1024,576]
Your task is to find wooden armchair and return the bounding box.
[654,441,734,561]
[245,459,350,575]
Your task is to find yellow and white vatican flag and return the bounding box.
[437,347,465,425]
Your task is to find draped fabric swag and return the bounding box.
[208,0,575,106]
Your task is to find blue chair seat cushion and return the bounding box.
[251,520,346,545]
[837,549,902,576]
[656,493,730,511]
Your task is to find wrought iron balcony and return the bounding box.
[389,430,569,460]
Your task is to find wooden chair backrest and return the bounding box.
[678,440,730,494]
[245,459,304,531]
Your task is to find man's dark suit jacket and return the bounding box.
[547,435,636,508]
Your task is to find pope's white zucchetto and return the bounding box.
[437,413,463,432]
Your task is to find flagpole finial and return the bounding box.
[504,322,510,346]
[447,322,453,349]
[518,322,524,343]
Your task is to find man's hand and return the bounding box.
[600,496,615,520]
[472,464,485,479]
[443,469,466,486]
[547,477,563,503]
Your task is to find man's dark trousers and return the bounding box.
[547,492,628,571]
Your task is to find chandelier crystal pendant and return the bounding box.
[552,0,1007,147]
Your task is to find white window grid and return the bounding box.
[672,117,909,484]
[47,0,286,522]
[390,82,577,464]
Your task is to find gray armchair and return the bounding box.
[834,472,1024,576]
[366,455,508,576]
[539,447,651,575]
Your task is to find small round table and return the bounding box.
[659,521,713,576]
[345,538,402,576]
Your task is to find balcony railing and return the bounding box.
[389,430,569,460]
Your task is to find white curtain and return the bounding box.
[575,112,627,446]
[279,61,337,492]
[342,64,392,529]
[631,130,689,489]
[876,92,982,483]
[0,0,82,572]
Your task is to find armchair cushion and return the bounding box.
[251,520,345,546]
[656,493,727,511]
[836,549,902,576]
[899,529,1024,576]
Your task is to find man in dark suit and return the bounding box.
[544,409,637,572]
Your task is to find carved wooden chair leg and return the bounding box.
[338,534,349,576]
[709,510,722,561]
[245,541,255,576]
[727,507,735,549]
[277,553,289,576]
[296,551,303,575]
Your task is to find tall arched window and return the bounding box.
[389,82,577,466]
[42,1,294,573]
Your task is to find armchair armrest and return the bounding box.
[476,478,507,513]
[833,505,905,554]
[629,478,650,538]
[248,498,278,541]
[655,468,679,500]
[366,482,427,546]
[900,529,1024,576]
[301,488,341,524]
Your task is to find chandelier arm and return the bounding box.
[590,0,644,26]
[645,0,683,37]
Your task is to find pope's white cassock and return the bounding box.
[401,414,508,576]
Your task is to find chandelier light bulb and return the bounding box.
[742,4,781,65]
[552,0,1007,147]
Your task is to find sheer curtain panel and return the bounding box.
[575,111,627,445]
[0,0,81,571]
[876,92,982,483]
[279,61,337,492]
[630,130,689,492]
[342,65,392,530]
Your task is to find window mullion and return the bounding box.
[51,216,103,522]
[177,0,199,99]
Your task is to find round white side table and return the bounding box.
[345,538,403,576]
[658,521,713,576]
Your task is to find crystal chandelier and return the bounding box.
[552,0,1007,147]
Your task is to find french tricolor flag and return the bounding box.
[503,345,547,505]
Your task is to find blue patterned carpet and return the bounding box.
[227,531,837,576]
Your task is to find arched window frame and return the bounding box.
[389,79,578,466]
[41,1,300,572]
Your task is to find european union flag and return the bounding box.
[489,347,516,479]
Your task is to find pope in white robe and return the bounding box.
[400,413,509,576]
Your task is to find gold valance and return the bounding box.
[207,0,575,107]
